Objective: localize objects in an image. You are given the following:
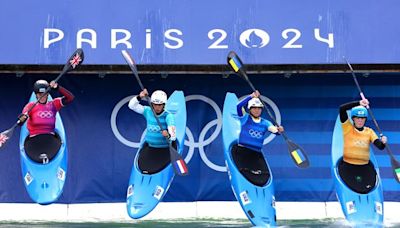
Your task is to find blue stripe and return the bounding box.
[266,154,400,168]
[280,108,400,120]
[274,178,400,192]
[275,97,400,108]
[266,86,400,98]
[274,179,334,191]
[276,191,400,202]
[272,167,331,178]
[281,120,400,132]
[275,191,335,201]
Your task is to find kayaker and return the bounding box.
[17,80,74,163]
[233,90,284,185]
[339,98,387,193]
[128,89,177,173]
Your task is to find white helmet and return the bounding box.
[150,90,167,104]
[247,98,264,109]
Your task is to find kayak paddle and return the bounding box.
[121,50,189,176]
[344,58,400,183]
[227,51,310,168]
[0,48,84,149]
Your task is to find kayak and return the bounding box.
[126,90,187,219]
[331,115,383,226]
[19,93,68,205]
[222,92,276,226]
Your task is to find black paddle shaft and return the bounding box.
[242,74,292,140]
[23,48,84,117]
[345,60,397,159]
[121,50,189,176]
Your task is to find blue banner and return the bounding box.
[1,0,400,64]
[0,72,400,203]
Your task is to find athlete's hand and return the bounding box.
[277,126,284,133]
[381,136,387,144]
[139,89,148,98]
[251,90,260,98]
[161,130,169,138]
[359,98,369,107]
[18,113,28,124]
[50,81,58,89]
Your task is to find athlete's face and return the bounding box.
[250,107,262,118]
[352,117,366,128]
[35,92,48,104]
[152,103,165,114]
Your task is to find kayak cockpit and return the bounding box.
[231,144,270,187]
[24,133,61,164]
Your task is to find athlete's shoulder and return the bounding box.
[364,126,375,134]
[24,102,36,110]
[261,118,272,126]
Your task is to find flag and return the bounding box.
[174,159,188,175]
[228,58,241,73]
[291,149,305,165]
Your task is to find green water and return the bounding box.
[0,219,383,227]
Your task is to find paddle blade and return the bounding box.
[286,139,310,168]
[169,144,189,176]
[0,126,16,149]
[226,51,249,80]
[62,48,84,73]
[121,50,139,76]
[390,156,400,183]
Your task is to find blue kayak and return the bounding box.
[222,92,276,226]
[126,91,187,219]
[331,115,383,226]
[19,93,68,205]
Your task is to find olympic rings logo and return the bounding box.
[147,125,161,133]
[248,129,264,139]
[37,111,54,118]
[110,94,281,173]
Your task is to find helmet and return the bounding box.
[351,106,368,119]
[247,98,264,109]
[150,90,167,104]
[33,80,49,93]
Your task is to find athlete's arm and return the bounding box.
[128,96,145,114]
[236,95,252,117]
[373,139,386,150]
[18,103,33,125]
[58,86,75,106]
[339,101,360,123]
[166,113,176,141]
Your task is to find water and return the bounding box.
[0,219,398,228]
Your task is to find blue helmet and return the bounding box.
[351,106,368,119]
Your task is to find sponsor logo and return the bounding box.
[57,167,66,181]
[24,172,33,185]
[240,191,251,206]
[37,111,54,118]
[153,186,164,200]
[354,140,368,147]
[44,28,334,50]
[346,201,356,214]
[272,195,276,208]
[147,125,161,133]
[127,185,134,197]
[375,202,383,215]
[249,129,263,139]
[240,29,270,48]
